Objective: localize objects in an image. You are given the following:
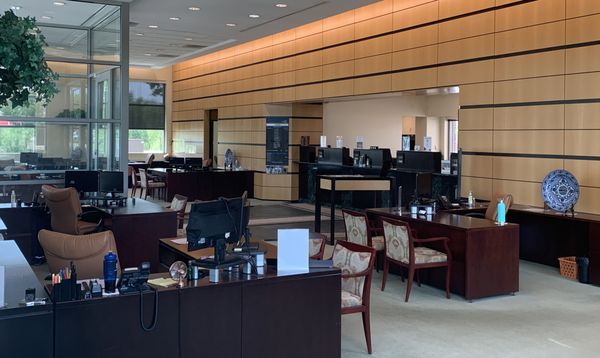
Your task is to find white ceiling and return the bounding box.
[3,0,377,68]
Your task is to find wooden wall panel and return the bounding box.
[392,45,437,70]
[438,34,495,63]
[566,44,600,74]
[458,108,493,130]
[493,157,563,182]
[391,68,437,91]
[461,155,493,178]
[438,0,494,19]
[565,160,600,188]
[354,54,392,75]
[355,14,393,39]
[459,82,494,106]
[354,74,392,94]
[564,130,600,156]
[566,0,600,18]
[566,13,600,44]
[439,12,495,43]
[495,21,565,55]
[355,35,393,59]
[492,179,544,207]
[392,24,438,51]
[494,76,565,104]
[493,130,564,155]
[458,130,493,152]
[460,176,493,201]
[393,0,435,12]
[392,1,438,30]
[438,60,494,86]
[565,103,600,129]
[574,187,600,214]
[323,44,355,65]
[565,72,600,100]
[493,105,564,130]
[494,50,565,81]
[495,0,565,32]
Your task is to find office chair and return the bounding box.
[42,185,103,235]
[467,193,513,222]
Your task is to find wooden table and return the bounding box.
[148,168,254,202]
[315,175,394,244]
[96,198,177,271]
[367,208,520,301]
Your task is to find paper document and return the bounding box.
[277,229,309,274]
[148,277,178,288]
[171,238,188,245]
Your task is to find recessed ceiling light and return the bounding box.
[169,17,180,21]
[148,25,158,29]
[226,23,237,27]
[188,6,200,11]
[184,37,193,41]
[53,1,65,6]
[144,53,152,56]
[41,15,52,20]
[275,3,288,8]
[10,5,21,10]
[248,14,260,18]
[135,33,144,36]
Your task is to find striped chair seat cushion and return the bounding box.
[413,247,447,265]
[341,289,362,308]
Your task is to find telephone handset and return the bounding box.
[438,195,453,210]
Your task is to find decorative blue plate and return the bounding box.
[541,169,580,212]
[224,148,234,167]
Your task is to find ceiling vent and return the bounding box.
[155,54,177,58]
[182,44,207,49]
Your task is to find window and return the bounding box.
[128,81,165,152]
[448,119,458,154]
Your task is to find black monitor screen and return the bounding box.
[65,170,99,193]
[187,197,244,252]
[20,152,39,165]
[170,157,185,166]
[185,157,203,168]
[98,171,124,193]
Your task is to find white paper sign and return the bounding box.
[277,229,309,274]
[320,135,327,148]
[0,266,4,307]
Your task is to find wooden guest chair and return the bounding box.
[381,217,451,302]
[309,235,327,260]
[42,185,102,235]
[333,240,376,354]
[138,168,166,200]
[467,193,513,222]
[342,209,384,270]
[38,229,121,280]
[168,194,188,229]
[128,165,139,197]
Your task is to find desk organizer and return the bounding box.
[51,279,82,302]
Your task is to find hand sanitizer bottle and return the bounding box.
[497,199,506,226]
[467,191,473,207]
[10,190,16,207]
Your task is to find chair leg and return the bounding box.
[139,187,144,199]
[144,188,148,200]
[405,267,415,302]
[362,310,372,354]
[446,264,451,299]
[381,258,389,291]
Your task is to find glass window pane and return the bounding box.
[40,26,88,60]
[128,130,164,153]
[91,9,121,62]
[91,65,121,120]
[129,82,165,105]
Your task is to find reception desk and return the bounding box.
[367,208,520,300]
[149,168,254,202]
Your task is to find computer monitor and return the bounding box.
[64,170,99,194]
[185,157,202,169]
[20,152,39,165]
[169,157,185,168]
[187,197,245,268]
[98,171,124,194]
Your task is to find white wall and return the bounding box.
[323,93,459,153]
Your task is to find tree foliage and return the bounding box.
[0,10,59,108]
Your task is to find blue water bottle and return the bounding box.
[103,251,118,293]
[497,199,506,226]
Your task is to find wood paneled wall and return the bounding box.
[172,0,600,212]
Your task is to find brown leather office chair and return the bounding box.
[42,185,101,235]
[38,229,121,280]
[333,240,376,354]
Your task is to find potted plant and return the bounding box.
[0,10,58,109]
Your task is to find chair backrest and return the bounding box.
[145,153,155,166]
[309,236,327,260]
[170,194,188,228]
[138,168,148,189]
[342,209,369,246]
[484,193,513,221]
[42,185,83,235]
[38,229,121,280]
[381,217,413,264]
[333,240,375,306]
[129,166,138,186]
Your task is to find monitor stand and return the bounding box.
[194,238,243,269]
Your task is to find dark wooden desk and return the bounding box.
[0,204,49,262]
[315,175,395,244]
[450,203,600,285]
[0,240,53,358]
[49,267,340,358]
[367,208,520,300]
[149,168,254,202]
[97,198,177,271]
